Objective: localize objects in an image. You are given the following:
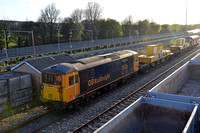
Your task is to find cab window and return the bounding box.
[42,73,47,83]
[55,75,62,85]
[48,74,54,84]
[69,76,74,85]
[75,75,78,83]
[42,73,62,85]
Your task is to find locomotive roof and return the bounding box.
[41,50,138,74]
[42,63,78,74]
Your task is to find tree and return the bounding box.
[84,2,103,22]
[84,2,103,39]
[0,20,10,49]
[71,9,84,23]
[122,15,134,37]
[38,3,60,44]
[160,24,170,33]
[60,17,84,42]
[137,19,150,35]
[169,24,180,32]
[149,22,161,34]
[97,18,123,39]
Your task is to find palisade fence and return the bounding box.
[0,32,184,62]
[72,38,167,59]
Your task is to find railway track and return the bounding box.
[72,48,200,132]
[4,47,199,133]
[3,108,54,133]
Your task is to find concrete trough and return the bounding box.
[20,74,32,90]
[95,97,199,133]
[148,53,200,104]
[8,76,20,92]
[0,71,33,118]
[0,71,32,92]
[10,88,33,101]
[0,80,8,96]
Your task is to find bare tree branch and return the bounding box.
[38,3,60,43]
[71,9,84,23]
[84,2,103,22]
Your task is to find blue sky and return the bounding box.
[0,0,199,25]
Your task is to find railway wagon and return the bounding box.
[147,53,200,104]
[138,43,171,68]
[170,38,188,53]
[40,50,139,107]
[94,97,199,133]
[185,35,199,47]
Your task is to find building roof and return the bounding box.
[11,53,75,74]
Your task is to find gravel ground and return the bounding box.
[0,106,48,132]
[38,47,200,133]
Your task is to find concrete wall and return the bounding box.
[149,63,189,94]
[95,97,197,133]
[13,63,40,100]
[188,64,200,80]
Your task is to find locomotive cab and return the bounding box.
[41,73,63,101]
[41,63,80,103]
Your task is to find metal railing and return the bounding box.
[0,32,184,62]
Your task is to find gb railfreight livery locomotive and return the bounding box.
[41,50,139,108]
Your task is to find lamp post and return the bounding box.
[1,30,8,58]
[107,30,109,38]
[69,31,72,48]
[185,0,188,37]
[56,28,60,52]
[107,29,113,42]
[129,30,132,37]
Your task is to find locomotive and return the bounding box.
[41,50,139,108]
[40,35,199,109]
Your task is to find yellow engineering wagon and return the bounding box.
[170,38,187,52]
[139,43,171,64]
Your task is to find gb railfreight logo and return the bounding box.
[88,74,110,86]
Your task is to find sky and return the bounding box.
[0,0,199,25]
